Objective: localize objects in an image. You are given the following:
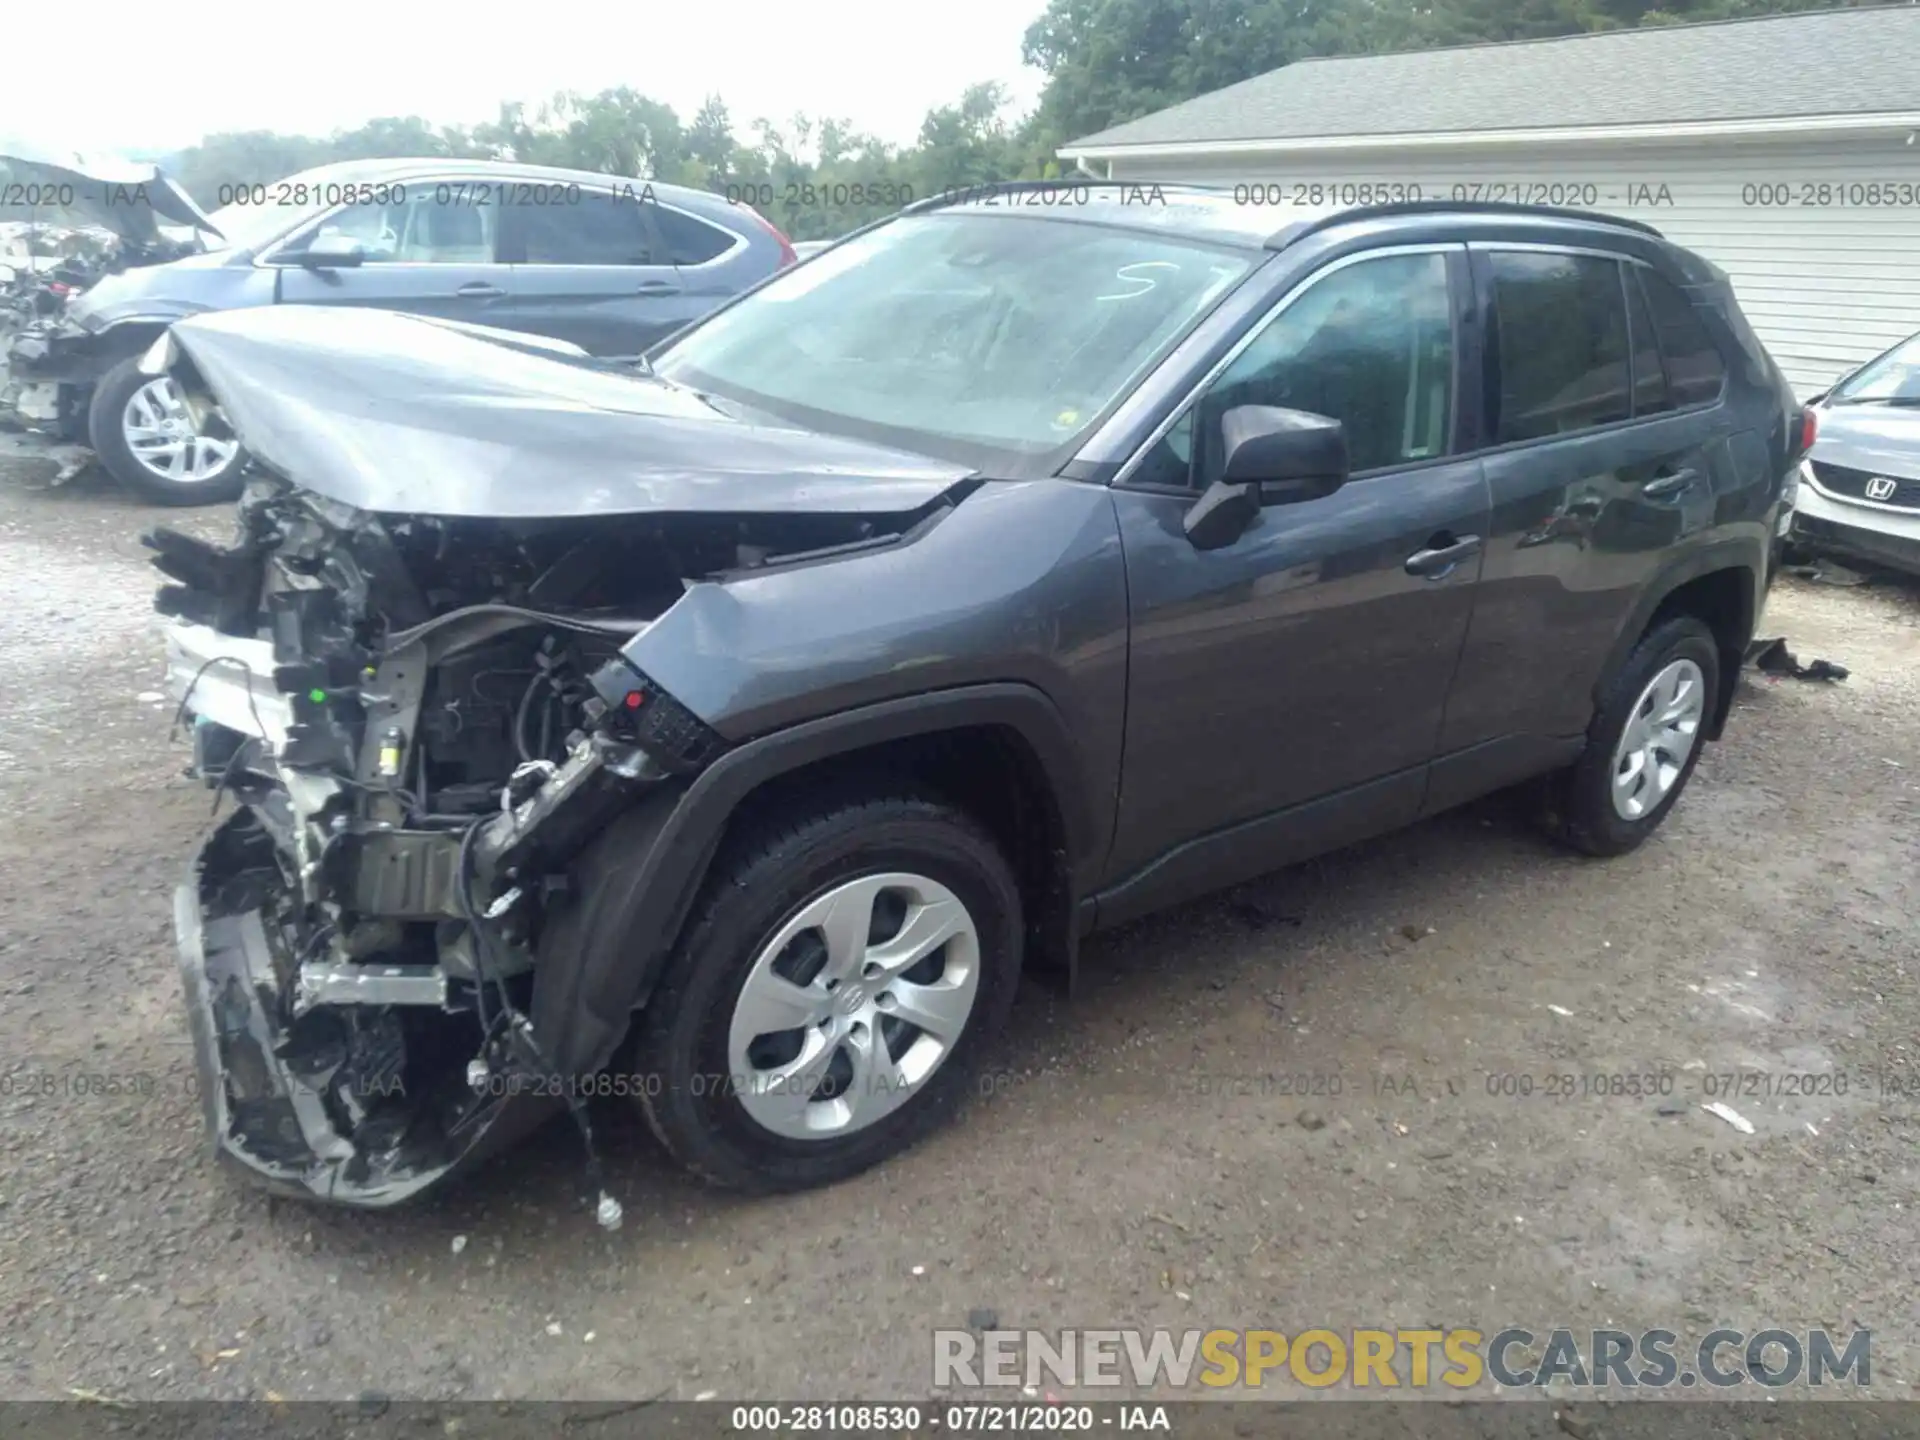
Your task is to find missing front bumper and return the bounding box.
[173,809,550,1206]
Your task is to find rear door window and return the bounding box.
[515,192,661,265]
[1636,268,1727,407]
[1484,251,1630,443]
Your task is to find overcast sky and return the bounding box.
[5,0,1050,162]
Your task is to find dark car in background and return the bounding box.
[7,158,795,504]
[148,190,1808,1210]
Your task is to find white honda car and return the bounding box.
[1791,330,1920,577]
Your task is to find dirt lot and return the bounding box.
[0,455,1915,1407]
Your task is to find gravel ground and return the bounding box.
[0,454,1915,1407]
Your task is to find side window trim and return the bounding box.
[1111,241,1467,493]
[257,175,502,267]
[1621,259,1671,419]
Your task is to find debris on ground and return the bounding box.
[0,432,94,487]
[1701,1101,1756,1135]
[1749,636,1850,683]
[1784,557,1872,587]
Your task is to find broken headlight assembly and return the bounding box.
[153,479,759,1211]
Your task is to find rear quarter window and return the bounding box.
[652,206,738,265]
[1636,268,1728,406]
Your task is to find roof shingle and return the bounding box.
[1063,6,1920,152]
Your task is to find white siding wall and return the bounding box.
[1108,136,1920,397]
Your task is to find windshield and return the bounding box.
[1831,332,1920,405]
[652,212,1255,465]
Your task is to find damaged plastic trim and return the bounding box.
[157,448,944,1204]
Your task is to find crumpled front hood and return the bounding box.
[1811,403,1920,481]
[0,150,220,245]
[163,306,976,518]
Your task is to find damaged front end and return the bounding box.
[2,151,221,439]
[158,481,709,1203]
[161,471,870,1201]
[151,304,971,1207]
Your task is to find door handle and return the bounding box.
[455,282,506,298]
[1641,467,1699,500]
[634,280,681,295]
[1404,534,1482,579]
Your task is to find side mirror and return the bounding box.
[1183,405,1350,551]
[294,233,366,269]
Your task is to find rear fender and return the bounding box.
[1597,543,1762,740]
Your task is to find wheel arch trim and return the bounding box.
[530,682,1094,1075]
[1596,544,1761,741]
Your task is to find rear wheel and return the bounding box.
[634,792,1022,1191]
[1544,616,1719,856]
[88,357,245,505]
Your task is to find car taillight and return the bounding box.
[47,281,73,296]
[1799,407,1818,454]
[738,203,797,267]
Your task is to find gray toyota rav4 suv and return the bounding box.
[149,187,1806,1210]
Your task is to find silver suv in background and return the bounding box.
[5,158,796,504]
[1791,329,1920,578]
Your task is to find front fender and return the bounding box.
[7,317,172,386]
[529,682,1095,1077]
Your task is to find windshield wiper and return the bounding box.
[1832,395,1920,408]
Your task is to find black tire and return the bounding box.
[1543,616,1721,857]
[634,791,1022,1192]
[87,356,245,506]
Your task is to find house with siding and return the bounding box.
[1059,5,1920,395]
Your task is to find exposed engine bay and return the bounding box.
[158,476,917,1206]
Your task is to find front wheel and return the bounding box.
[1544,615,1720,856]
[634,792,1023,1192]
[88,357,246,505]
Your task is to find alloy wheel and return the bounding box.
[123,376,238,485]
[727,872,981,1140]
[1610,658,1706,820]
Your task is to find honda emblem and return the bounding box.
[1865,476,1898,501]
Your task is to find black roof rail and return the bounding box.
[1267,198,1666,249]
